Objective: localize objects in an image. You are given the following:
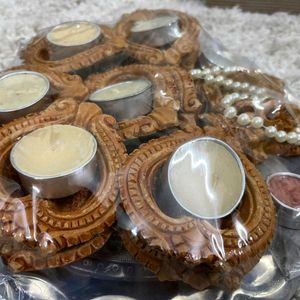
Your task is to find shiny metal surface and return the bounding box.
[171,253,300,300]
[0,71,50,123]
[10,137,98,199]
[161,137,246,219]
[0,273,67,300]
[129,16,182,47]
[89,80,153,121]
[267,172,300,230]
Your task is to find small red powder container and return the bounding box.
[267,172,300,230]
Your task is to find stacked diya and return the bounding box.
[0,7,299,295]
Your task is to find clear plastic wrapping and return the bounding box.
[0,7,299,300]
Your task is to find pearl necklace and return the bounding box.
[190,66,300,145]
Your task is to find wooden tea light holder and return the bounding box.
[85,64,201,140]
[114,9,201,69]
[21,21,126,78]
[119,129,276,291]
[0,99,127,271]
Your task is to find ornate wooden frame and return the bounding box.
[119,129,276,290]
[21,25,125,75]
[0,99,127,271]
[114,9,201,69]
[85,64,201,140]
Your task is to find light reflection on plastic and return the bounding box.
[211,232,225,260]
[171,144,218,214]
[234,217,248,247]
[31,185,40,242]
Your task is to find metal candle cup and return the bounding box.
[159,137,246,219]
[0,71,50,123]
[267,172,300,229]
[46,21,102,60]
[89,79,153,121]
[129,15,182,47]
[10,125,98,199]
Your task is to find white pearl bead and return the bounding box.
[231,92,240,99]
[295,127,300,134]
[202,69,211,75]
[215,75,225,83]
[256,88,266,95]
[287,132,298,144]
[204,74,214,82]
[223,79,233,87]
[251,116,264,128]
[224,67,232,73]
[232,82,241,89]
[240,83,250,90]
[222,95,234,107]
[190,69,203,78]
[248,85,257,92]
[212,66,221,73]
[237,113,251,126]
[296,134,300,145]
[240,93,249,100]
[265,126,277,138]
[224,107,237,119]
[275,130,287,143]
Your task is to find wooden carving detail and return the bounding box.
[21,26,125,74]
[119,129,276,290]
[0,99,127,271]
[85,64,201,140]
[9,64,88,100]
[114,9,201,69]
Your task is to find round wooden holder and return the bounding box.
[114,9,201,69]
[85,64,201,140]
[21,25,125,76]
[0,99,127,271]
[119,129,276,291]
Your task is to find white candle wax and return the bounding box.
[168,139,245,219]
[0,71,49,111]
[11,125,97,178]
[90,79,151,102]
[47,21,101,47]
[131,15,179,32]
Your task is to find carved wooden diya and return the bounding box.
[119,129,276,291]
[0,98,127,271]
[85,64,201,140]
[21,23,125,78]
[114,9,201,69]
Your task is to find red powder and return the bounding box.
[269,175,300,209]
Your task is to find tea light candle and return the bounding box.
[10,125,98,199]
[89,79,152,121]
[130,15,181,47]
[267,172,300,229]
[0,71,49,122]
[47,21,101,47]
[167,137,245,219]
